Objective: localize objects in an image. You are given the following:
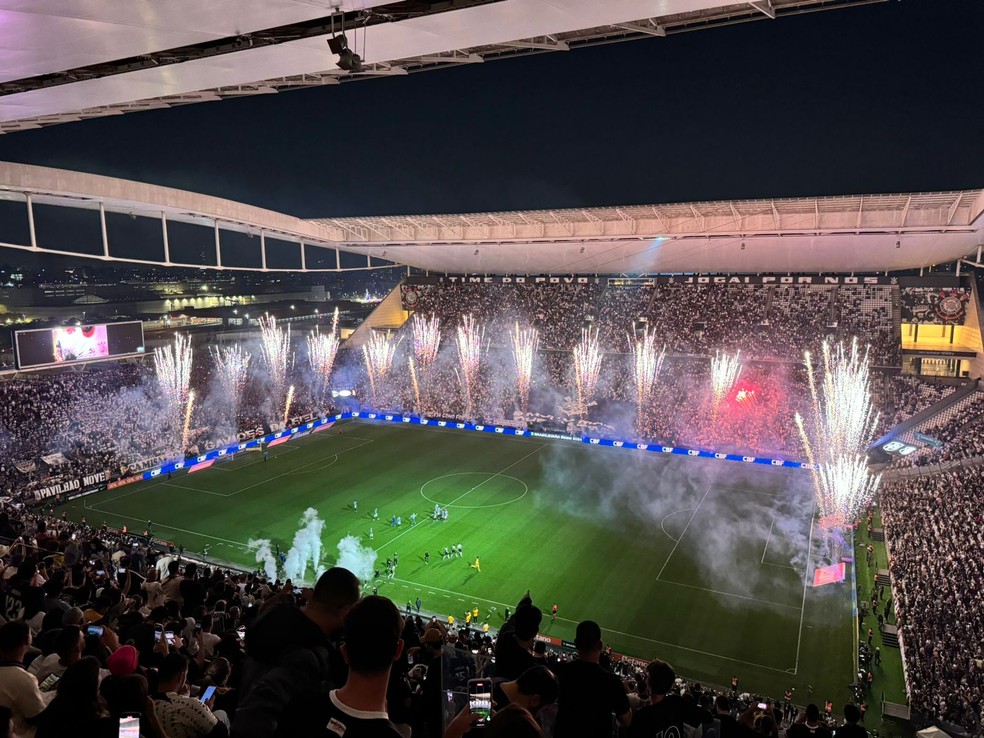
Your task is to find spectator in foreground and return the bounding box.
[553,620,632,737]
[35,656,114,738]
[787,704,832,738]
[232,566,361,738]
[446,664,561,738]
[153,652,228,738]
[631,659,704,737]
[833,704,867,738]
[0,621,46,738]
[494,590,542,679]
[310,595,407,737]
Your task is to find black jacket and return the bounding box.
[231,604,343,738]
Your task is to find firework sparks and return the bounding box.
[283,384,295,426]
[210,344,250,415]
[412,314,441,371]
[795,338,881,522]
[306,318,340,406]
[259,314,291,401]
[511,322,539,415]
[408,356,421,414]
[154,333,194,413]
[456,314,484,419]
[710,350,742,413]
[362,332,398,407]
[181,389,196,452]
[630,326,666,434]
[573,327,603,419]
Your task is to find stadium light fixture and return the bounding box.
[328,34,363,73]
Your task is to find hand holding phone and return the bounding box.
[467,678,492,725]
[87,625,104,637]
[119,714,141,738]
[199,685,217,704]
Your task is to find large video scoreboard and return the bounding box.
[14,321,145,370]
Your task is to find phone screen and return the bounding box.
[165,632,176,645]
[200,685,217,703]
[38,673,60,692]
[87,625,104,637]
[468,680,492,722]
[119,715,140,738]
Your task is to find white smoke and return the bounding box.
[282,507,325,584]
[336,535,377,582]
[247,538,278,582]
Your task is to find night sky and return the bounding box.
[0,0,981,230]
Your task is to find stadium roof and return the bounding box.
[0,161,981,275]
[0,0,882,134]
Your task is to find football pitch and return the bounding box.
[63,419,854,700]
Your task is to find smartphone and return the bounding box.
[468,678,492,724]
[87,625,104,637]
[38,673,60,692]
[200,685,217,703]
[758,703,768,710]
[96,570,106,576]
[119,714,141,738]
[165,631,176,645]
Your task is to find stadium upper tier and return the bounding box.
[0,161,982,274]
[0,0,880,133]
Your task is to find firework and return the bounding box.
[154,333,193,413]
[181,389,196,452]
[511,323,539,415]
[710,350,742,413]
[630,326,666,434]
[794,338,881,522]
[573,327,603,419]
[210,344,250,414]
[408,356,421,414]
[412,314,441,371]
[306,319,340,405]
[283,384,295,426]
[456,314,484,418]
[362,331,398,407]
[259,314,291,400]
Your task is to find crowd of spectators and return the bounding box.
[401,282,901,364]
[880,466,984,732]
[888,392,984,469]
[0,504,875,738]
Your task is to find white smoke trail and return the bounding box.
[248,538,279,582]
[336,535,378,583]
[282,508,325,583]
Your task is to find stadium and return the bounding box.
[0,2,981,738]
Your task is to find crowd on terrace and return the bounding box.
[880,466,984,732]
[402,282,901,365]
[0,504,874,738]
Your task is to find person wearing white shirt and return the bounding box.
[0,621,46,738]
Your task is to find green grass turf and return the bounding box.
[62,418,854,701]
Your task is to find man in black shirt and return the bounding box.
[833,704,867,738]
[316,595,406,737]
[554,620,632,738]
[631,659,703,737]
[787,704,832,738]
[494,591,542,680]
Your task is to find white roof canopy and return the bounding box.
[0,162,980,275]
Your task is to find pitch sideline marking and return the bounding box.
[386,576,790,674]
[78,507,249,548]
[654,578,800,611]
[793,502,817,675]
[213,444,299,471]
[761,514,777,563]
[656,483,712,580]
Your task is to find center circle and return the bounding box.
[420,472,528,509]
